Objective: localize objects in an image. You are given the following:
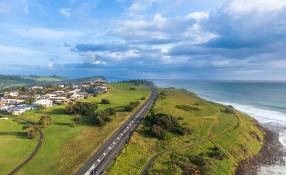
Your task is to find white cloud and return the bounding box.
[14,27,83,40]
[187,12,209,21]
[59,8,72,17]
[184,24,217,44]
[226,0,286,14]
[128,0,159,13]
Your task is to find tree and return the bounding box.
[39,116,51,128]
[23,125,38,139]
[125,101,140,112]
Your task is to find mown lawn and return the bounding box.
[107,88,264,175]
[0,83,151,175]
[0,117,37,175]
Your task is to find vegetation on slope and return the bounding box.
[108,88,264,175]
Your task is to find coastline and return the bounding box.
[235,123,286,175]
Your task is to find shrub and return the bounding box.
[129,87,136,90]
[101,99,111,104]
[188,154,206,167]
[145,113,191,139]
[95,108,116,124]
[150,124,166,139]
[207,146,226,160]
[175,105,200,111]
[222,105,235,114]
[141,96,146,100]
[94,116,106,126]
[124,101,140,112]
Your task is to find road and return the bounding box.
[75,88,158,175]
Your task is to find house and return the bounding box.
[45,94,57,99]
[6,105,33,116]
[50,96,67,104]
[54,91,65,95]
[69,94,85,101]
[31,86,43,90]
[8,91,19,97]
[0,98,24,105]
[33,99,53,107]
[88,86,108,94]
[58,85,65,88]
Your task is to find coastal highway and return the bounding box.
[75,88,157,175]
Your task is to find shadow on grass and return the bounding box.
[53,122,75,127]
[0,131,27,139]
[43,108,66,115]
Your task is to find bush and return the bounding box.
[222,105,235,114]
[188,154,206,167]
[141,96,146,100]
[129,87,136,90]
[95,108,116,124]
[175,105,200,111]
[94,116,106,126]
[150,124,166,139]
[125,101,140,112]
[101,99,111,104]
[145,113,191,139]
[207,146,226,160]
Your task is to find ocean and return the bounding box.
[153,79,286,174]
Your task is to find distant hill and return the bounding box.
[0,75,106,91]
[0,75,66,91]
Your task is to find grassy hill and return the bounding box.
[0,83,151,175]
[0,75,66,91]
[107,88,264,175]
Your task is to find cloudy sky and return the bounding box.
[0,0,286,80]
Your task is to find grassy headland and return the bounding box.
[0,83,151,175]
[108,88,264,175]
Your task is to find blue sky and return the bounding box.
[0,0,286,80]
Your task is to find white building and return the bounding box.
[31,86,43,90]
[45,94,57,99]
[70,94,85,101]
[33,99,53,107]
[0,98,24,105]
[6,105,33,116]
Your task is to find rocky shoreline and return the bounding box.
[235,123,286,175]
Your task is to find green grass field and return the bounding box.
[107,88,264,175]
[0,83,151,175]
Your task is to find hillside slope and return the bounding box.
[108,88,264,175]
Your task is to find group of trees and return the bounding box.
[119,79,154,86]
[65,102,98,115]
[65,101,118,127]
[124,101,140,112]
[94,108,116,126]
[144,113,191,139]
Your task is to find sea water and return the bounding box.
[153,79,286,174]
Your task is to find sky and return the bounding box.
[0,0,286,80]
